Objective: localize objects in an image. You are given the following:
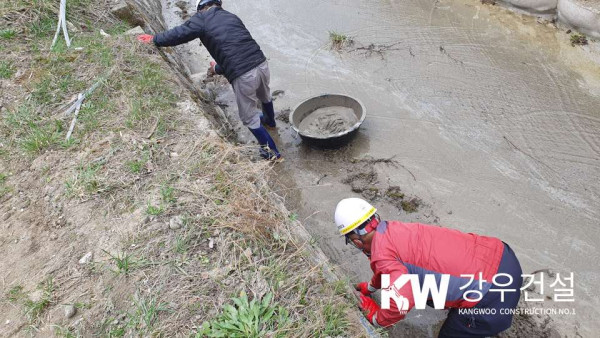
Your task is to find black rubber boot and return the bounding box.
[260,101,276,128]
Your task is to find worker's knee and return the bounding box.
[492,314,513,334]
[239,112,261,129]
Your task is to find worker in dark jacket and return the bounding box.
[137,0,281,161]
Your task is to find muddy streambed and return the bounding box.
[161,0,600,336]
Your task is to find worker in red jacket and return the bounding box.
[334,198,523,337]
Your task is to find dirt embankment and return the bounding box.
[0,0,364,336]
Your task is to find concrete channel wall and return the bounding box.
[502,0,600,38]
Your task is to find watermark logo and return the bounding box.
[379,272,575,311]
[381,274,449,310]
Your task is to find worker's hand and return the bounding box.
[208,60,217,75]
[356,282,373,296]
[358,295,380,324]
[137,34,154,44]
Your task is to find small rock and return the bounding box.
[29,290,43,302]
[272,89,285,99]
[50,233,58,241]
[123,26,144,36]
[208,238,214,249]
[66,21,78,33]
[64,305,76,318]
[170,152,179,158]
[100,29,111,37]
[243,247,253,263]
[111,2,143,26]
[169,215,184,230]
[13,69,25,80]
[21,199,30,209]
[190,72,204,85]
[447,210,453,215]
[111,319,119,325]
[79,252,93,264]
[2,212,11,221]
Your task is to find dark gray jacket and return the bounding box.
[153,7,266,83]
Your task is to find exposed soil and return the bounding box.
[174,0,190,20]
[385,186,405,200]
[342,170,380,200]
[481,0,497,5]
[329,33,354,50]
[570,34,588,47]
[341,159,424,215]
[400,198,422,213]
[276,108,291,124]
[383,186,422,213]
[348,42,402,59]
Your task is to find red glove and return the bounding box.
[356,282,372,296]
[137,34,154,44]
[358,295,380,324]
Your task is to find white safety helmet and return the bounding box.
[334,198,377,236]
[196,0,221,10]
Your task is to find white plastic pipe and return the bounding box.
[51,0,71,48]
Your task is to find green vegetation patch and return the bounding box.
[329,31,353,49]
[570,33,588,46]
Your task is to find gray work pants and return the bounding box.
[231,60,271,129]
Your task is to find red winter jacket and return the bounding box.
[369,221,504,327]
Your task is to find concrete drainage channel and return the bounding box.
[120,0,600,337]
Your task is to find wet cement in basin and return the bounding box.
[297,106,358,137]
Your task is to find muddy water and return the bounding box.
[162,0,600,336]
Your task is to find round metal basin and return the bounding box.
[290,94,366,148]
